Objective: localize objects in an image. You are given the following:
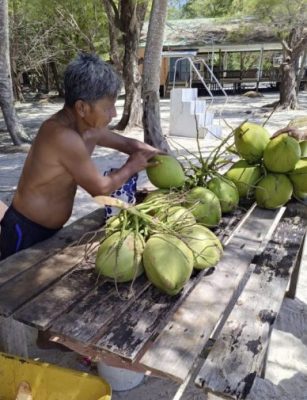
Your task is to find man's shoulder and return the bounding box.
[39,118,79,142]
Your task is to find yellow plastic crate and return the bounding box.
[0,352,111,400]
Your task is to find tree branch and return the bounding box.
[102,0,121,30]
[293,32,307,58]
[281,39,292,53]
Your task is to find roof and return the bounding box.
[140,18,281,51]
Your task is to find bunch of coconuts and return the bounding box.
[226,121,307,209]
[95,157,223,297]
[146,154,239,228]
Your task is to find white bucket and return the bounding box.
[97,361,144,392]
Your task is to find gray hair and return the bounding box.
[64,53,122,107]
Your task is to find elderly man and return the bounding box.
[0,53,160,260]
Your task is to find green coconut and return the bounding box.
[142,189,170,215]
[207,177,239,213]
[263,134,301,173]
[144,189,169,202]
[143,234,194,296]
[255,173,293,209]
[234,122,270,164]
[95,230,145,282]
[105,215,121,234]
[156,206,196,228]
[181,225,223,270]
[146,155,185,189]
[288,116,307,129]
[300,141,307,157]
[184,187,222,227]
[288,158,307,192]
[293,187,307,203]
[225,160,262,198]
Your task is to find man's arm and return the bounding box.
[96,127,163,155]
[58,129,158,197]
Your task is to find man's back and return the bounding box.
[13,111,83,229]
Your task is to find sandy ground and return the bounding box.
[0,90,307,399]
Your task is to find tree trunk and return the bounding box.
[102,0,149,131]
[142,0,170,152]
[279,29,307,110]
[115,1,148,131]
[279,58,297,109]
[117,29,143,130]
[42,62,50,93]
[0,0,30,145]
[50,60,64,97]
[296,48,307,94]
[101,0,123,74]
[11,67,24,102]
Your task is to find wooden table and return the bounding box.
[0,200,305,399]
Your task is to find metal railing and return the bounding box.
[172,56,228,119]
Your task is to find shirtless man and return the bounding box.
[0,53,160,260]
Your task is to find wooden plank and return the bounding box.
[50,274,152,344]
[47,334,155,374]
[139,206,283,382]
[0,208,105,287]
[195,203,306,399]
[94,268,213,360]
[0,316,28,358]
[0,243,92,317]
[13,260,98,330]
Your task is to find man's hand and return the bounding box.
[125,149,160,172]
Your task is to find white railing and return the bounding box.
[171,56,228,118]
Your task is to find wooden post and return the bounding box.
[0,316,28,357]
[256,47,264,91]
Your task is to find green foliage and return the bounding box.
[181,0,235,18]
[167,0,185,19]
[8,0,110,91]
[242,0,307,31]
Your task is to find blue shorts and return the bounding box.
[0,205,61,260]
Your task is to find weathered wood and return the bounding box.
[213,202,255,246]
[94,269,212,360]
[0,244,90,317]
[48,334,155,374]
[286,234,306,298]
[195,204,306,399]
[140,206,283,382]
[13,260,98,330]
[51,275,151,344]
[0,208,105,287]
[0,316,28,357]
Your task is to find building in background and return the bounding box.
[139,18,307,96]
